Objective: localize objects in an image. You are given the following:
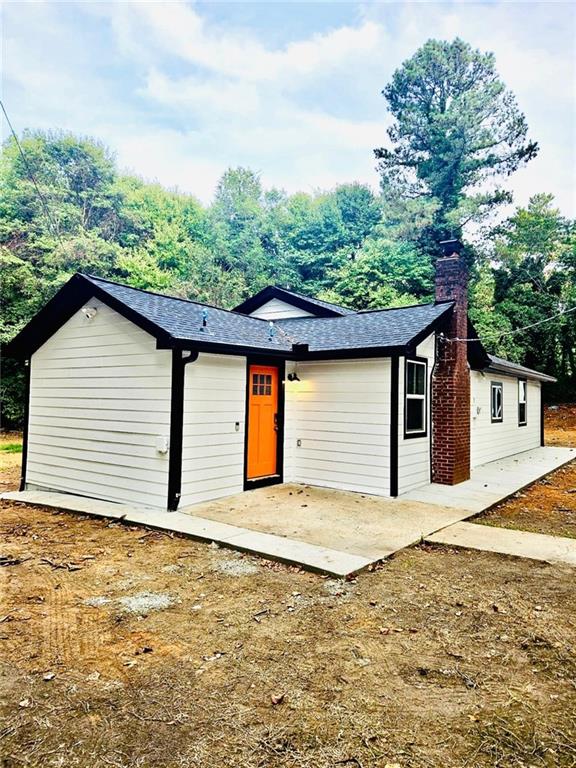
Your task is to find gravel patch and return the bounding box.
[116,592,175,614]
[212,554,259,576]
[83,596,112,608]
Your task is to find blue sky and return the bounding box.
[2,1,574,216]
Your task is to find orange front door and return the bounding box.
[247,365,279,480]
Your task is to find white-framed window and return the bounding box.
[518,379,527,426]
[491,381,503,423]
[405,358,427,437]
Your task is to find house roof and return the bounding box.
[275,303,453,353]
[2,274,557,381]
[485,354,557,383]
[5,273,452,359]
[233,285,354,317]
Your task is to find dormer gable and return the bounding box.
[232,286,353,319]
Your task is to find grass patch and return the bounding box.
[0,442,23,453]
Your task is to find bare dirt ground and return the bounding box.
[478,405,576,539]
[1,412,575,768]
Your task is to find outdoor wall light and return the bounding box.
[287,372,300,382]
[81,306,98,320]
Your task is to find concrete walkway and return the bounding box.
[1,489,372,577]
[427,521,576,567]
[400,446,575,512]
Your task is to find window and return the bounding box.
[252,373,272,396]
[518,379,527,426]
[491,382,503,423]
[405,359,427,437]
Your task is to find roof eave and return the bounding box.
[485,361,557,384]
[4,273,174,359]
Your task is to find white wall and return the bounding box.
[470,371,541,467]
[26,298,172,508]
[397,333,435,494]
[179,353,247,507]
[284,358,391,496]
[249,298,313,320]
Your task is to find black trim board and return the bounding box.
[167,350,199,511]
[19,359,31,492]
[389,355,399,497]
[243,356,285,491]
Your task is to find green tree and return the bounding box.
[490,195,575,398]
[326,236,433,310]
[375,38,538,255]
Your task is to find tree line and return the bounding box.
[1,39,574,426]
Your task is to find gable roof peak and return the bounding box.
[233,285,355,317]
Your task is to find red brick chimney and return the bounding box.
[431,240,471,485]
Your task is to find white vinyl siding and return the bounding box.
[284,358,391,496]
[249,298,314,320]
[397,333,435,494]
[471,371,541,467]
[26,299,172,508]
[179,354,246,507]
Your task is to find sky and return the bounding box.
[2,0,575,216]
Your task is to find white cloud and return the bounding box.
[108,0,382,84]
[2,0,574,215]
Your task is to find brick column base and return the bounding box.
[431,357,471,485]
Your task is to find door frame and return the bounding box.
[243,356,285,490]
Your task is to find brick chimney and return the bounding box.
[431,239,471,485]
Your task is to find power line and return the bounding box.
[446,304,576,343]
[0,99,63,244]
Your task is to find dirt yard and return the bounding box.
[477,405,576,539]
[1,409,575,767]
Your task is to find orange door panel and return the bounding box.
[247,365,278,479]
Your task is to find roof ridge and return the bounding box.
[82,274,274,325]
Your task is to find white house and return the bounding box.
[6,241,555,511]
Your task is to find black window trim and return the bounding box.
[490,380,503,423]
[404,356,428,439]
[518,377,527,427]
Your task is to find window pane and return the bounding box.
[491,383,502,420]
[519,402,527,424]
[406,399,424,432]
[519,380,527,404]
[265,385,271,395]
[407,361,425,395]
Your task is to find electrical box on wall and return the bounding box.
[155,436,169,454]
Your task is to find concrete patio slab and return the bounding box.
[183,483,471,560]
[401,446,575,512]
[1,489,372,577]
[426,521,576,567]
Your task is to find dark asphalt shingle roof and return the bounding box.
[86,276,451,353]
[85,276,294,352]
[486,354,557,383]
[275,303,453,352]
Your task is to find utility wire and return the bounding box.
[0,99,64,244]
[445,304,576,343]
